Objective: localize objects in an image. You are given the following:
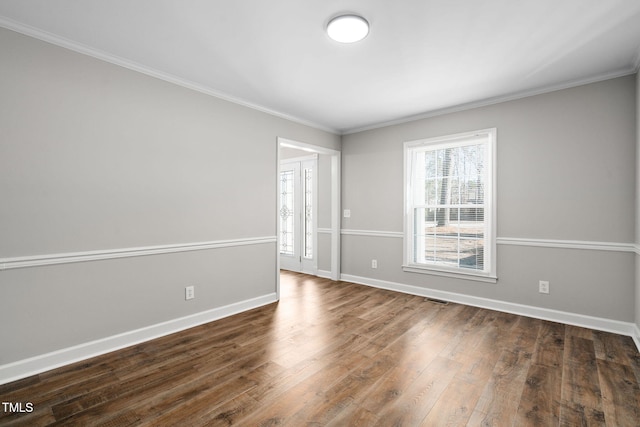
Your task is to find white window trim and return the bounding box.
[402,128,497,283]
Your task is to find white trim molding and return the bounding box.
[402,264,497,284]
[316,269,333,279]
[0,17,337,135]
[497,237,635,253]
[341,274,640,352]
[340,230,634,253]
[633,324,640,352]
[1,17,634,137]
[343,69,637,135]
[341,229,404,238]
[0,293,277,386]
[0,236,277,271]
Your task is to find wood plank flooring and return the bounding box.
[1,271,639,426]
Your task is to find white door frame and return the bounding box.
[276,137,341,299]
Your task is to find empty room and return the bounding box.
[1,1,640,426]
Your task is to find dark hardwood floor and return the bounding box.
[1,271,639,426]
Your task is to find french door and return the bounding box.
[279,156,317,273]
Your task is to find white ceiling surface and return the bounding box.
[1,1,640,134]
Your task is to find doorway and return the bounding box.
[276,137,341,298]
[279,155,317,274]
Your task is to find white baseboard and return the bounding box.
[341,274,640,352]
[0,293,277,386]
[633,324,640,352]
[316,269,332,279]
[2,278,638,386]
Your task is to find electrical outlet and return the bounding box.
[343,209,351,218]
[539,280,549,294]
[185,286,195,300]
[371,259,377,269]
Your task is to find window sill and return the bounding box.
[402,264,498,284]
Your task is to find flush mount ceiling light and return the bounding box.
[327,14,369,43]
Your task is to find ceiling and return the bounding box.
[1,0,640,134]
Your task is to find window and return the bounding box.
[404,129,496,282]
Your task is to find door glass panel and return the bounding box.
[279,170,294,255]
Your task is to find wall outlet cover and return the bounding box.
[539,281,550,294]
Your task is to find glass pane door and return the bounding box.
[279,157,316,273]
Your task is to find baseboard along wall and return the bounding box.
[340,273,640,353]
[0,293,277,386]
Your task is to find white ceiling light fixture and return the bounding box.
[327,14,369,43]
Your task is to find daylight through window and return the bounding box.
[404,129,496,281]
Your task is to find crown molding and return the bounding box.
[343,68,638,135]
[1,15,636,138]
[0,17,339,135]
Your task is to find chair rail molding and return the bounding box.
[0,236,277,271]
[340,229,634,253]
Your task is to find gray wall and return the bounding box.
[342,75,636,322]
[0,28,339,364]
[1,24,637,370]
